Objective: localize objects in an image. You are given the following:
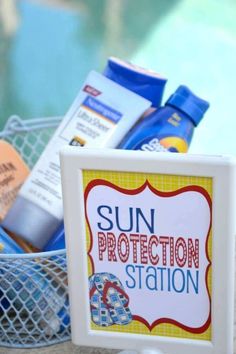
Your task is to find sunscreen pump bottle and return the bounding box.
[119,86,209,152]
[2,71,151,249]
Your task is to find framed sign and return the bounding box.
[60,147,236,354]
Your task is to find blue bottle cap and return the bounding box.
[166,85,210,126]
[103,57,167,108]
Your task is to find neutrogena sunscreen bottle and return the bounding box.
[2,71,151,249]
[119,85,209,152]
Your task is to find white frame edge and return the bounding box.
[60,147,236,354]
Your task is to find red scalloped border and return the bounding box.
[84,178,212,334]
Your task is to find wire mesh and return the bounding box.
[0,116,71,348]
[0,115,62,168]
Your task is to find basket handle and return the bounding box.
[0,115,62,138]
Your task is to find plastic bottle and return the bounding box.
[0,140,29,222]
[0,261,69,334]
[0,227,69,334]
[103,57,167,109]
[0,226,24,254]
[43,222,65,251]
[0,226,24,315]
[2,71,151,249]
[118,86,209,152]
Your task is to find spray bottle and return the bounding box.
[119,86,209,152]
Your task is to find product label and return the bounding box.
[134,136,188,153]
[83,170,212,340]
[60,96,122,145]
[0,148,29,221]
[19,71,150,234]
[136,137,168,152]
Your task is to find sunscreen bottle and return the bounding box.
[119,86,209,152]
[3,71,151,249]
[43,222,65,251]
[0,226,69,334]
[0,260,69,335]
[0,227,25,315]
[0,141,29,222]
[103,57,167,109]
[0,226,24,254]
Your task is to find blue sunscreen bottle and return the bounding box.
[103,57,167,108]
[0,226,24,254]
[43,222,65,251]
[118,85,210,152]
[0,226,69,333]
[0,226,24,313]
[0,262,69,334]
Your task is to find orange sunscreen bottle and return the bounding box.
[0,140,30,222]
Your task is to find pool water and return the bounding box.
[0,0,236,155]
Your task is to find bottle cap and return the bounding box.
[103,57,167,108]
[166,85,210,126]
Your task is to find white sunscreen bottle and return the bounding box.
[3,71,151,249]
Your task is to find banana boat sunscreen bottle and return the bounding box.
[119,85,209,152]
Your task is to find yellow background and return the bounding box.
[83,170,212,341]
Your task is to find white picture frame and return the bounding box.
[60,147,236,354]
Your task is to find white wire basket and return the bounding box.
[0,115,71,348]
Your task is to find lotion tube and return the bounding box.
[3,71,151,249]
